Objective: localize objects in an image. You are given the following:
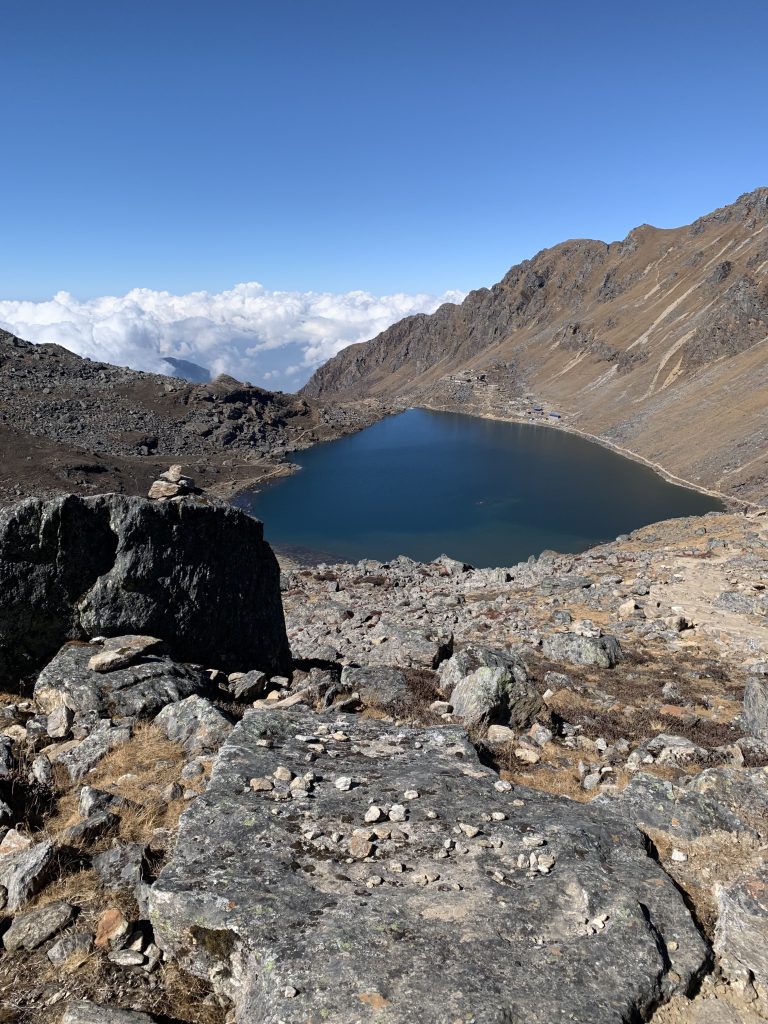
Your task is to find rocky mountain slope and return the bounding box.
[304,188,768,504]
[0,490,766,1022]
[0,329,389,505]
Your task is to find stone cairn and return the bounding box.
[147,465,200,500]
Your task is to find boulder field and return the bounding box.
[0,495,765,1023]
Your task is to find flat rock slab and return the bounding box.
[61,1002,156,1023]
[35,642,204,720]
[150,710,707,1024]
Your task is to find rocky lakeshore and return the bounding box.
[0,489,765,1023]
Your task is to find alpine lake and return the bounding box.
[234,408,724,567]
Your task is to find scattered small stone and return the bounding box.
[334,776,353,791]
[95,908,129,949]
[108,948,147,967]
[487,724,516,744]
[249,777,274,792]
[388,803,407,822]
[349,836,374,859]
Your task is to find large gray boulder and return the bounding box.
[150,709,707,1024]
[34,641,203,720]
[0,493,290,682]
[154,695,233,754]
[437,644,542,728]
[542,632,623,668]
[339,665,412,714]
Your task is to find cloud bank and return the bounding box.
[0,283,465,388]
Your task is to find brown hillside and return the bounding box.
[303,188,768,504]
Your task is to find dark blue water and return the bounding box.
[234,409,723,567]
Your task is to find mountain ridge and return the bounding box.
[303,188,768,504]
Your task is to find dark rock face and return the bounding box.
[34,642,204,720]
[0,493,290,682]
[150,709,707,1024]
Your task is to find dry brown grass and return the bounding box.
[45,722,205,845]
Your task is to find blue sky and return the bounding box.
[2,0,767,384]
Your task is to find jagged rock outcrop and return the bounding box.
[303,188,768,504]
[150,708,708,1024]
[0,493,290,682]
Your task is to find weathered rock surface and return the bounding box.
[743,674,768,741]
[363,618,452,669]
[150,709,708,1024]
[714,866,768,985]
[339,665,411,714]
[0,493,290,682]
[0,838,55,911]
[437,644,542,727]
[3,899,76,951]
[34,641,203,720]
[596,768,768,841]
[54,720,131,783]
[154,695,233,754]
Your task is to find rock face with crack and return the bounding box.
[0,493,290,681]
[150,709,708,1024]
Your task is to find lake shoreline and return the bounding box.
[233,408,727,568]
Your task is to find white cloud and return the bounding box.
[0,282,465,387]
